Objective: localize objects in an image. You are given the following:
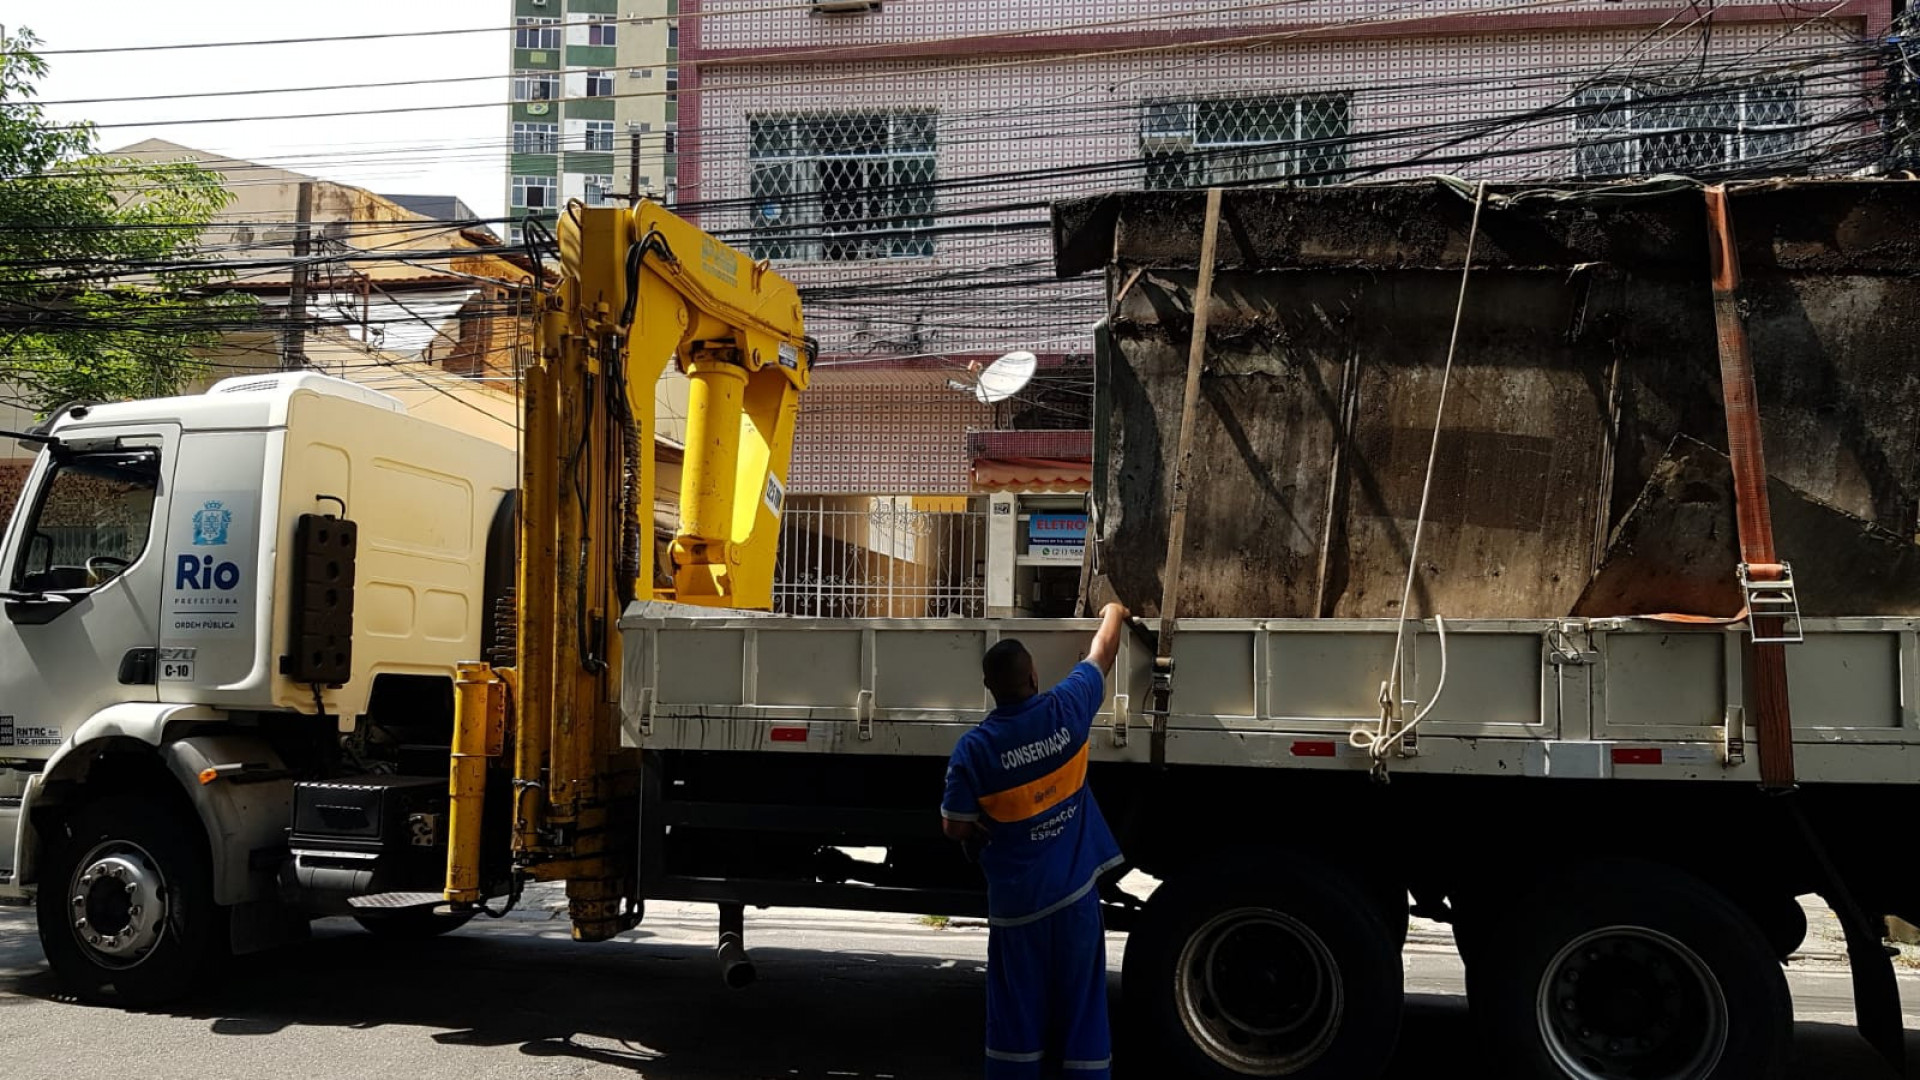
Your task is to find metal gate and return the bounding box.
[773,497,986,618]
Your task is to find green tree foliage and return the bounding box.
[1,28,253,412]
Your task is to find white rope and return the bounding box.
[1351,180,1488,767]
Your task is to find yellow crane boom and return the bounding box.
[444,202,811,939]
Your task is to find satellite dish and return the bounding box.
[970,351,1038,404]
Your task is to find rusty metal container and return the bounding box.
[1051,180,1920,619]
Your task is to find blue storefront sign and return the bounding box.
[1029,512,1087,559]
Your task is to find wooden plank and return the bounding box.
[1152,187,1224,765]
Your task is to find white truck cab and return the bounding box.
[0,373,514,1001]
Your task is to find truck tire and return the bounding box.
[1121,856,1403,1078]
[353,909,475,940]
[1475,861,1790,1080]
[36,795,226,1006]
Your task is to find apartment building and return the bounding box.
[682,0,1894,616]
[507,0,681,244]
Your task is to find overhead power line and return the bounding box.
[26,0,1423,107]
[5,0,832,56]
[58,0,1638,130]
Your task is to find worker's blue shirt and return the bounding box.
[942,661,1124,925]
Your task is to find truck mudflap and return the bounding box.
[158,734,293,906]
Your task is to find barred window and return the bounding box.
[584,174,617,206]
[748,111,937,262]
[1573,80,1803,178]
[513,122,559,154]
[515,17,560,50]
[1143,94,1353,189]
[513,70,558,102]
[584,120,615,152]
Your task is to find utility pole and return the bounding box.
[625,125,644,206]
[282,180,314,371]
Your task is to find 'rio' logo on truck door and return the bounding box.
[176,555,242,591]
[166,490,255,640]
[179,498,241,589]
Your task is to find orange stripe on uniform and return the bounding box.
[977,744,1088,824]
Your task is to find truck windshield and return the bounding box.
[12,450,161,594]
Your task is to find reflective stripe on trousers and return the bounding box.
[983,889,1110,1080]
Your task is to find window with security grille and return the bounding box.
[748,112,937,262]
[1573,80,1803,178]
[1142,94,1353,188]
[584,120,615,152]
[515,17,560,50]
[514,122,559,154]
[512,174,557,211]
[513,70,558,102]
[585,70,614,97]
[584,175,616,205]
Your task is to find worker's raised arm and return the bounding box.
[1085,602,1130,677]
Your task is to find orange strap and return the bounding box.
[1705,186,1795,790]
[1635,608,1748,626]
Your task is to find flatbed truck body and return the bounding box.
[617,610,1920,1078]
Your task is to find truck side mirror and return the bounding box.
[279,513,357,686]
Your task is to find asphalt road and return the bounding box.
[3,891,1920,1080]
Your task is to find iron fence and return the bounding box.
[773,497,986,618]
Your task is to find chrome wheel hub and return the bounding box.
[69,842,168,968]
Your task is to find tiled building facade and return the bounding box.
[683,0,1892,498]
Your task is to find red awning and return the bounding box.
[972,457,1091,491]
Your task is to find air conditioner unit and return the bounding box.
[812,0,880,12]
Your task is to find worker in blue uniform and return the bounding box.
[941,602,1130,1080]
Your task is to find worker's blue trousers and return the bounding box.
[984,890,1111,1080]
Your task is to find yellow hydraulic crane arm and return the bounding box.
[446,201,810,941]
[554,201,812,606]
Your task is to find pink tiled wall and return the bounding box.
[699,20,1875,364]
[788,372,995,494]
[701,0,1885,48]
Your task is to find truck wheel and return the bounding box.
[1122,857,1403,1078]
[1478,862,1790,1080]
[36,796,225,1006]
[353,909,475,940]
